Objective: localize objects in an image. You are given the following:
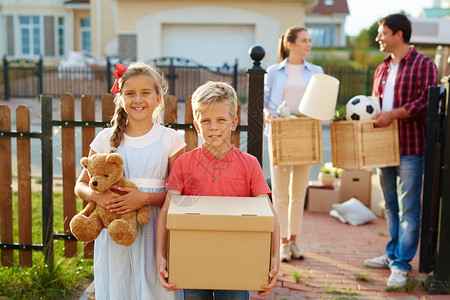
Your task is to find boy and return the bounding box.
[156,81,280,299]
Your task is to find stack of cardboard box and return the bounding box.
[308,170,372,213]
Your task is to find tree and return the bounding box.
[352,21,379,49]
[351,10,411,49]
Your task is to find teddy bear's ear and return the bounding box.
[106,153,123,166]
[80,157,89,169]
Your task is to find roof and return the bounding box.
[64,0,89,4]
[422,8,450,18]
[311,0,349,15]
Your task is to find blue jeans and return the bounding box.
[183,289,249,300]
[378,153,424,272]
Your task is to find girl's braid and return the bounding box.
[109,99,127,153]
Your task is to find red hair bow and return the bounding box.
[110,63,128,94]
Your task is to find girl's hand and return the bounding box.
[92,189,121,209]
[158,257,179,291]
[258,267,278,297]
[106,185,146,214]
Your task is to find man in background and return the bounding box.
[364,13,439,288]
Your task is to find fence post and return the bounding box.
[364,67,372,95]
[41,95,54,265]
[3,55,9,100]
[107,57,112,93]
[167,57,176,96]
[37,56,43,96]
[233,59,238,92]
[246,45,266,166]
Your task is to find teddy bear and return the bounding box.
[70,152,151,246]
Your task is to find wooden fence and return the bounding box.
[0,93,244,266]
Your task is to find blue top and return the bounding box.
[264,58,324,117]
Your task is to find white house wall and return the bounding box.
[0,0,65,7]
[135,6,280,68]
[162,24,255,68]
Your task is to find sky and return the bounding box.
[345,0,435,36]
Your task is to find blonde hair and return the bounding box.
[278,26,307,62]
[191,81,238,121]
[109,61,168,152]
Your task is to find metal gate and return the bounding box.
[2,56,43,100]
[420,75,450,293]
[107,56,239,101]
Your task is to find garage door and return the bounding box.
[162,24,255,69]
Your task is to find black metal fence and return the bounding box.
[0,56,375,104]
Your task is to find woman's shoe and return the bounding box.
[280,243,291,262]
[289,241,304,259]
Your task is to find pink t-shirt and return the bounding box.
[167,145,271,197]
[283,63,307,114]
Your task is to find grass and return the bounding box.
[385,278,419,293]
[324,285,360,295]
[0,190,93,299]
[292,269,303,283]
[355,273,371,282]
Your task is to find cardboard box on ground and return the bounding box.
[308,170,373,213]
[167,195,274,291]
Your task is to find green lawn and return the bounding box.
[0,190,93,299]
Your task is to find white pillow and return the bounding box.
[332,198,377,226]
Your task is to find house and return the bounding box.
[97,0,319,68]
[306,0,349,47]
[414,0,450,76]
[420,0,450,18]
[0,0,90,64]
[1,0,322,68]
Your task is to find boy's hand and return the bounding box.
[258,267,278,296]
[158,257,179,291]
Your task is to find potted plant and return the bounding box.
[318,163,342,186]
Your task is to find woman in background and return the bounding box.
[264,26,324,262]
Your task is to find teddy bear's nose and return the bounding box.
[92,181,98,186]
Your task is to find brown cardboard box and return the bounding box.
[167,195,274,290]
[307,182,341,213]
[340,170,372,207]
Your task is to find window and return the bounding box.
[324,0,334,6]
[19,16,40,56]
[58,17,65,56]
[307,25,336,47]
[80,18,91,52]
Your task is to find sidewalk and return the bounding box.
[81,210,447,300]
[3,98,447,299]
[249,210,447,300]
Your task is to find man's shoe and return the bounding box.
[289,241,304,259]
[364,254,391,268]
[387,269,408,288]
[280,243,291,262]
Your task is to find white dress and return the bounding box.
[90,124,186,300]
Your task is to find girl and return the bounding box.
[74,61,185,299]
[264,27,324,262]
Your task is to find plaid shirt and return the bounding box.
[372,47,439,156]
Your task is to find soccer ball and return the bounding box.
[345,95,380,121]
